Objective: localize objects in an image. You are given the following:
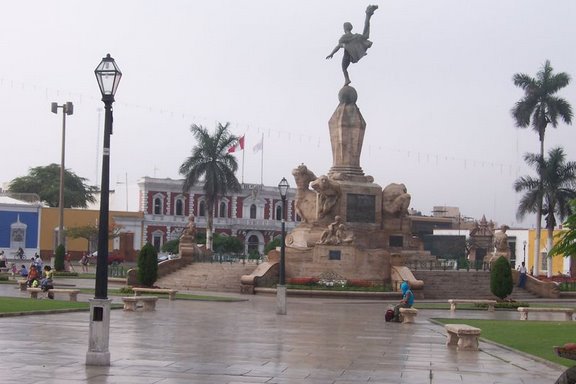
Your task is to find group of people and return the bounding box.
[16,254,53,294]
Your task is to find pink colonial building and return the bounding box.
[137,177,298,255]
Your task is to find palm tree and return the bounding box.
[514,148,576,276]
[511,60,573,275]
[179,123,241,251]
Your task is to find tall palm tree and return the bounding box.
[179,123,241,251]
[514,148,576,276]
[511,60,573,275]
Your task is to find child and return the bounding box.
[40,266,54,299]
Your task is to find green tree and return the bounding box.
[549,199,576,277]
[137,243,158,287]
[264,237,281,256]
[54,244,66,272]
[511,60,573,275]
[490,256,513,300]
[179,123,241,250]
[65,223,122,252]
[161,239,180,254]
[213,234,244,254]
[514,148,576,276]
[9,164,97,208]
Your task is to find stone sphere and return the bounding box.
[338,85,358,104]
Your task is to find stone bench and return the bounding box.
[399,308,418,323]
[448,299,497,312]
[445,324,481,351]
[18,280,28,291]
[517,307,575,321]
[27,288,80,301]
[132,287,178,300]
[122,296,159,311]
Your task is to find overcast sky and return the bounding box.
[1,1,575,227]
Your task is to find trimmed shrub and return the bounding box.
[54,244,66,272]
[137,243,158,287]
[490,256,513,300]
[162,239,179,254]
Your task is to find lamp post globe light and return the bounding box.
[86,53,122,367]
[51,102,73,249]
[277,177,289,315]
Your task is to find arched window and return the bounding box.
[199,201,206,217]
[219,202,226,218]
[247,235,259,254]
[275,205,282,220]
[154,197,162,215]
[175,199,184,216]
[250,204,257,219]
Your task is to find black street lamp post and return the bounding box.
[86,53,122,366]
[277,177,289,315]
[523,240,527,264]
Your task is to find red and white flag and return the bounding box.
[227,135,245,153]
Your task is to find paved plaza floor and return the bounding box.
[0,281,571,384]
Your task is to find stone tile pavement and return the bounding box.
[0,281,571,384]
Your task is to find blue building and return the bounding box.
[0,195,42,258]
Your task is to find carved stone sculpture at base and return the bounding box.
[310,175,341,220]
[292,164,318,224]
[382,183,411,218]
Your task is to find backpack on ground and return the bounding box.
[385,308,395,322]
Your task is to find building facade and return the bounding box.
[138,177,298,255]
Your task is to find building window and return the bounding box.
[220,202,226,218]
[199,201,206,217]
[154,197,163,215]
[152,231,163,252]
[250,204,257,219]
[275,205,282,220]
[247,235,259,255]
[175,199,184,216]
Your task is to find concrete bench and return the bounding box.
[517,307,575,321]
[27,288,80,301]
[132,287,178,300]
[399,308,418,323]
[18,280,28,291]
[445,324,481,351]
[448,299,497,312]
[122,296,159,311]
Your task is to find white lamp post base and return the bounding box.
[86,298,112,366]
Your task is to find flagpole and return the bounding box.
[260,133,264,185]
[241,137,245,184]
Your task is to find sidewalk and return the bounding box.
[0,280,568,384]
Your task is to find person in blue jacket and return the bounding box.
[393,281,414,322]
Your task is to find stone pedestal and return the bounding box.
[86,298,112,366]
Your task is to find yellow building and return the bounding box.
[526,228,572,277]
[39,207,143,261]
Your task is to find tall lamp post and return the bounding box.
[523,240,527,264]
[51,102,73,248]
[277,177,289,315]
[86,54,122,367]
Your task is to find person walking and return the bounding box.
[518,262,528,288]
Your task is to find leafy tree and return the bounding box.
[511,60,573,275]
[514,148,576,276]
[213,234,243,254]
[490,256,513,300]
[179,123,241,250]
[137,243,158,287]
[9,164,98,208]
[549,199,576,277]
[65,223,123,252]
[162,239,180,254]
[54,244,66,272]
[264,237,281,256]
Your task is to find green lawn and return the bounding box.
[434,318,575,367]
[76,288,245,302]
[0,297,89,314]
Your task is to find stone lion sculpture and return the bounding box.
[311,175,341,220]
[292,164,318,223]
[382,183,411,218]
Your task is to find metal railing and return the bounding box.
[108,264,126,278]
[404,259,490,271]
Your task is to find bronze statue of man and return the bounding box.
[326,5,378,86]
